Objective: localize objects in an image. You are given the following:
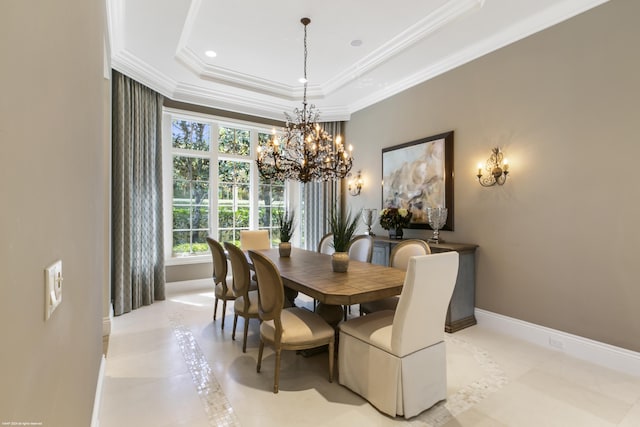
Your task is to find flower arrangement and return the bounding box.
[379,207,412,230]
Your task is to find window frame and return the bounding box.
[163,108,299,264]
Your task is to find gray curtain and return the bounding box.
[302,121,345,251]
[111,71,165,316]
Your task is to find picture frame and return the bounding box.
[381,131,454,230]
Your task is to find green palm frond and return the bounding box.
[329,207,361,252]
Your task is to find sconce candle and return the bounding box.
[477,147,509,187]
[347,170,363,196]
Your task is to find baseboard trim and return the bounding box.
[475,308,640,378]
[91,355,106,427]
[102,316,111,337]
[103,303,113,337]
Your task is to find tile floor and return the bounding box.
[99,280,640,426]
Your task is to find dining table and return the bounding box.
[251,247,406,327]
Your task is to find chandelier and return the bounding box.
[256,17,353,183]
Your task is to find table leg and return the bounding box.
[315,303,343,329]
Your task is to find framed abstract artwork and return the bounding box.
[381,131,454,230]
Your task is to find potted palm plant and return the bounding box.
[277,209,296,257]
[328,207,361,272]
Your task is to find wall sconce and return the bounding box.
[347,170,363,196]
[477,147,509,187]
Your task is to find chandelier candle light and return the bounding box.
[256,18,353,183]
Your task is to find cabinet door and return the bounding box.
[372,244,389,266]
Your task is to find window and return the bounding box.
[171,120,211,255]
[257,132,286,246]
[165,111,293,260]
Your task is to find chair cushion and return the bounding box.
[260,307,334,345]
[234,290,259,315]
[339,310,395,353]
[214,277,235,298]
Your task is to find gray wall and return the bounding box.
[345,0,640,352]
[0,0,107,425]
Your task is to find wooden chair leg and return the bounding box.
[328,339,335,383]
[213,297,219,320]
[257,341,264,373]
[274,349,281,394]
[221,300,227,330]
[242,318,250,353]
[232,314,238,340]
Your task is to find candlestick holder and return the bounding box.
[361,208,377,236]
[427,207,448,243]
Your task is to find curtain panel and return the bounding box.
[302,121,345,251]
[111,71,165,316]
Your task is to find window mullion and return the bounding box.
[210,122,220,240]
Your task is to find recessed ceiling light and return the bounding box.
[205,50,217,58]
[298,77,308,84]
[350,39,363,47]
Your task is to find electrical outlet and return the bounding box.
[45,260,63,320]
[548,337,564,350]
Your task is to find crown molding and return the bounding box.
[171,82,351,122]
[324,0,484,95]
[176,46,301,100]
[348,0,611,114]
[106,0,124,55]
[111,50,178,97]
[109,0,609,122]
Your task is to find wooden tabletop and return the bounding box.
[253,248,406,306]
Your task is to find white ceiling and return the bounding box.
[107,0,608,121]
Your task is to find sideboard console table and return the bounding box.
[372,237,478,333]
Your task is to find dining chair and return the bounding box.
[248,249,335,394]
[239,229,276,295]
[348,234,373,263]
[359,239,431,315]
[344,234,373,319]
[317,233,335,255]
[338,252,459,418]
[240,230,271,251]
[224,242,260,353]
[206,237,236,330]
[309,232,335,311]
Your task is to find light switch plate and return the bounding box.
[45,260,63,320]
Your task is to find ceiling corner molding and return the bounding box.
[323,0,484,95]
[106,0,125,55]
[112,50,178,98]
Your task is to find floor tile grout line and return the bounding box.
[169,312,241,427]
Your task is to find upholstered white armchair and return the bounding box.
[338,252,459,418]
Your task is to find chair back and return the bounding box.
[348,235,373,263]
[248,250,284,323]
[389,239,431,270]
[206,237,228,287]
[224,242,251,299]
[391,252,458,356]
[317,233,335,255]
[240,230,271,251]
